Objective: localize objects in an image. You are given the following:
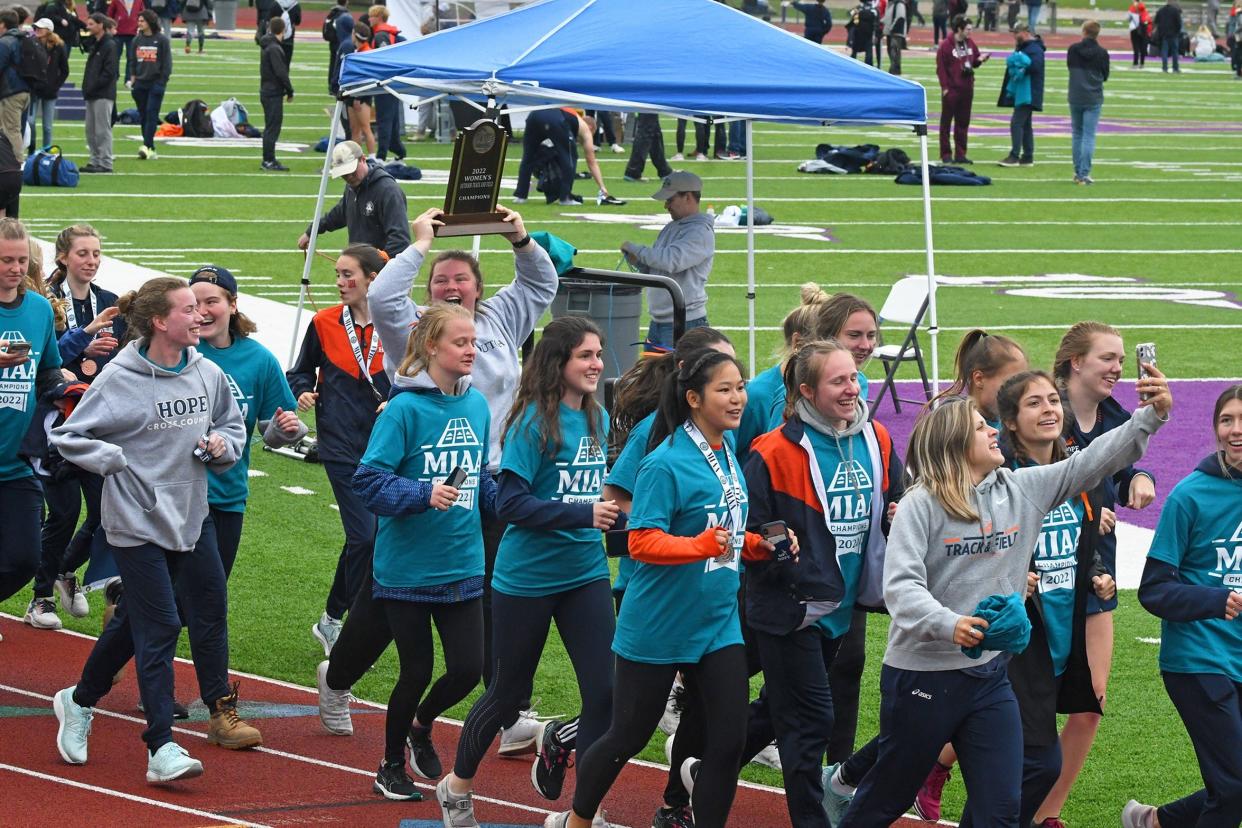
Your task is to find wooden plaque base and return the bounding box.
[434,212,512,238]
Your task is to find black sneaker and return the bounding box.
[953,156,974,165]
[261,160,289,171]
[1019,158,1035,167]
[997,155,1020,167]
[406,724,442,779]
[652,805,695,827]
[531,720,573,800]
[373,759,424,800]
[136,698,190,719]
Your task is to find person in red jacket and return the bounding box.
[936,15,989,164]
[106,0,143,84]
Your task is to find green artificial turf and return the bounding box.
[5,32,1239,826]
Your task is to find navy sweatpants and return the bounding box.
[1156,672,1242,828]
[73,517,230,751]
[323,460,375,619]
[0,476,43,601]
[837,663,1023,828]
[961,739,1061,828]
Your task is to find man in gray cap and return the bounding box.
[621,170,715,349]
[298,140,410,258]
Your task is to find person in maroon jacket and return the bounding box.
[106,0,143,83]
[935,15,989,164]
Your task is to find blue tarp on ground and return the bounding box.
[339,0,926,126]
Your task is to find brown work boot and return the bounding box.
[207,682,262,750]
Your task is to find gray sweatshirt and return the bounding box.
[629,211,715,323]
[367,241,558,469]
[51,340,245,552]
[882,403,1166,672]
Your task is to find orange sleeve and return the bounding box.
[742,531,771,563]
[629,527,724,565]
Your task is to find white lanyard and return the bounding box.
[63,287,98,331]
[683,420,744,561]
[341,305,381,390]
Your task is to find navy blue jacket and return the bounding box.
[793,1,833,36]
[0,29,30,99]
[998,35,1046,110]
[1138,454,1237,622]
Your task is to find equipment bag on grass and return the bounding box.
[23,146,79,187]
[895,165,991,186]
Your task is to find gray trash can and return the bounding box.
[550,279,642,394]
[213,0,238,31]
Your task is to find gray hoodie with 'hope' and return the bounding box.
[882,403,1166,672]
[51,340,246,552]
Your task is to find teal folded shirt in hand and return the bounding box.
[961,591,1032,659]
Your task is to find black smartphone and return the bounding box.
[1135,342,1156,401]
[760,520,794,562]
[446,466,467,489]
[3,341,31,357]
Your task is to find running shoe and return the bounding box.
[610,143,624,154]
[658,680,686,735]
[407,724,442,778]
[597,193,627,206]
[499,709,546,757]
[998,155,1020,167]
[543,813,571,828]
[531,720,573,800]
[373,759,422,800]
[652,805,695,827]
[1122,800,1158,828]
[312,612,343,656]
[435,775,478,826]
[24,597,62,630]
[670,153,685,161]
[693,153,708,162]
[53,686,92,764]
[821,763,853,827]
[914,762,952,821]
[752,740,781,770]
[316,660,353,735]
[146,742,203,783]
[55,574,89,617]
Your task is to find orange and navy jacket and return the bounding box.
[742,413,903,636]
[286,304,390,465]
[370,21,401,47]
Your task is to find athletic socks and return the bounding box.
[830,765,857,797]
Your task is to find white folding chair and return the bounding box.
[870,276,932,417]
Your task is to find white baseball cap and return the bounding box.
[329,140,365,179]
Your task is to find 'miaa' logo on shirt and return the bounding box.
[1212,520,1242,590]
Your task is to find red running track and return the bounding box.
[0,614,934,827]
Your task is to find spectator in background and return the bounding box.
[936,15,988,164]
[1026,0,1042,29]
[131,9,170,161]
[298,141,410,258]
[0,132,21,216]
[147,0,176,43]
[1206,0,1220,34]
[1067,20,1109,185]
[932,0,949,42]
[1129,0,1151,67]
[180,0,211,54]
[324,0,348,94]
[623,113,673,183]
[587,109,623,154]
[80,12,116,174]
[29,19,68,154]
[105,0,142,83]
[0,9,31,164]
[34,0,85,54]
[368,5,405,163]
[998,22,1045,167]
[259,16,292,171]
[783,0,834,44]
[329,4,352,97]
[883,0,909,74]
[274,0,298,63]
[848,0,880,66]
[1154,0,1183,72]
[339,21,375,157]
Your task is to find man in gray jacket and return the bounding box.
[298,140,410,258]
[621,171,715,350]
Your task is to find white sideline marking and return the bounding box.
[0,761,272,827]
[247,469,267,478]
[1137,637,1162,645]
[279,486,315,495]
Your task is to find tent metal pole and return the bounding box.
[290,99,346,368]
[745,119,756,379]
[917,126,939,394]
[471,234,482,259]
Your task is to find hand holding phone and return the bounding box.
[1136,342,1156,401]
[761,520,795,563]
[446,466,467,489]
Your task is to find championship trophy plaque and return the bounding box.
[436,118,511,237]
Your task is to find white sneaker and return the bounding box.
[658,679,686,735]
[694,152,709,162]
[25,597,62,630]
[312,612,342,656]
[55,574,90,618]
[592,812,611,827]
[146,742,203,783]
[512,196,528,204]
[53,686,92,764]
[498,709,547,757]
[610,143,624,154]
[1122,799,1158,828]
[752,740,782,770]
[670,152,685,161]
[316,660,353,735]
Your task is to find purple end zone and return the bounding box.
[871,379,1235,530]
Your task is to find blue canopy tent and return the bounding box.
[298,0,940,385]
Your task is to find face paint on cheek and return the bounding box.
[345,279,358,289]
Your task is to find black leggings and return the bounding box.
[381,597,483,764]
[34,471,102,598]
[827,609,868,762]
[571,645,749,828]
[453,579,615,779]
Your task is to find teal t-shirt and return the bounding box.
[494,402,611,597]
[198,337,298,512]
[362,387,491,589]
[1148,469,1242,683]
[0,292,62,481]
[807,428,873,638]
[613,426,746,664]
[736,363,785,465]
[1033,493,1085,676]
[858,372,869,402]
